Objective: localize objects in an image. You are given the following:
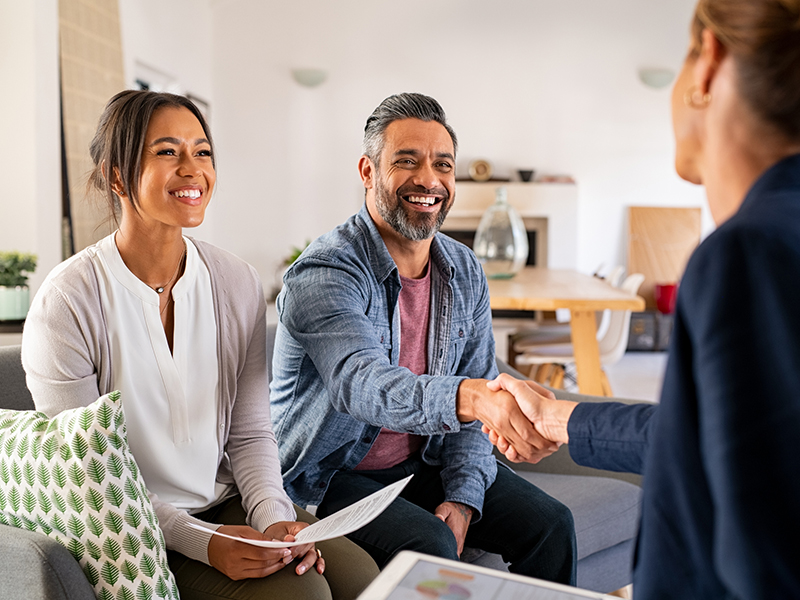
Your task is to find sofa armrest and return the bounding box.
[0,525,96,600]
[495,358,650,487]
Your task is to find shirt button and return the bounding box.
[438,349,444,358]
[458,329,464,338]
[380,335,384,343]
[443,424,451,431]
[318,481,327,488]
[362,436,372,444]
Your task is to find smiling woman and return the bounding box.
[20,90,379,600]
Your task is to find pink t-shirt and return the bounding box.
[355,264,430,470]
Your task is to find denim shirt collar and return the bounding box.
[355,203,456,285]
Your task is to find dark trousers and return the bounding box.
[317,458,577,585]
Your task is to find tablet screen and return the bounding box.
[383,558,603,600]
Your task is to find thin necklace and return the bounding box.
[151,241,187,294]
[159,251,186,318]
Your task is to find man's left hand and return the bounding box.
[434,501,474,556]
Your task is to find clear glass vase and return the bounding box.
[473,187,529,279]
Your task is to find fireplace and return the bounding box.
[440,216,548,269]
[442,182,578,270]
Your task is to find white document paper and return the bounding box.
[188,474,412,548]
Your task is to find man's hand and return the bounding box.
[483,374,578,463]
[207,525,294,581]
[264,521,325,575]
[456,379,559,463]
[435,501,473,556]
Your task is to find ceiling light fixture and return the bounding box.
[638,67,675,89]
[291,68,328,88]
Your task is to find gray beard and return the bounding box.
[374,179,450,242]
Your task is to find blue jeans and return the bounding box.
[317,457,577,585]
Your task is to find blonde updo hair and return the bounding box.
[690,0,800,139]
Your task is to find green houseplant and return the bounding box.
[269,241,311,302]
[0,251,37,321]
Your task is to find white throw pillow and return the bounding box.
[0,391,178,600]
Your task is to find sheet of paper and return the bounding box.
[188,474,412,548]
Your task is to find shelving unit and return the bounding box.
[0,320,24,334]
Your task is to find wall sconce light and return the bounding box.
[291,68,328,88]
[638,67,675,89]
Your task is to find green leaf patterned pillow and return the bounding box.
[0,391,179,600]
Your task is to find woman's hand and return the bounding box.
[264,521,325,575]
[207,525,294,581]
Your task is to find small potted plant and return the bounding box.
[0,251,37,321]
[269,241,310,302]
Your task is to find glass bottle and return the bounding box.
[473,187,529,279]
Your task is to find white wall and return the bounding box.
[0,0,62,294]
[117,0,214,103]
[203,0,711,292]
[1,0,712,305]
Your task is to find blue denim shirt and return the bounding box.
[270,205,499,518]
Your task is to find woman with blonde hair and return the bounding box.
[489,0,800,597]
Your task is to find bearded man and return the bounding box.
[270,93,576,584]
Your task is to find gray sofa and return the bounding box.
[0,344,96,600]
[1,338,644,597]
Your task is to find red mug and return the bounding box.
[654,283,678,314]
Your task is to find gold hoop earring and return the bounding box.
[684,85,711,109]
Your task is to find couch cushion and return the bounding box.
[0,523,96,600]
[517,472,641,560]
[0,345,33,411]
[0,391,178,600]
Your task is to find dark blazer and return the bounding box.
[567,154,800,599]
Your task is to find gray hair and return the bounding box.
[362,93,458,164]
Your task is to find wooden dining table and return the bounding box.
[487,267,645,396]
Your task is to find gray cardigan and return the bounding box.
[21,237,296,565]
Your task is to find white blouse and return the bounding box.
[93,233,229,512]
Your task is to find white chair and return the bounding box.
[514,273,645,396]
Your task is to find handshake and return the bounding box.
[458,373,579,464]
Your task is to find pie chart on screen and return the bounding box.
[414,580,470,599]
[415,568,473,599]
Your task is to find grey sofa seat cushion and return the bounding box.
[517,472,641,560]
[574,539,635,593]
[467,472,640,593]
[0,524,96,600]
[466,473,641,564]
[0,345,33,411]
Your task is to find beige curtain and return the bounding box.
[59,0,125,255]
